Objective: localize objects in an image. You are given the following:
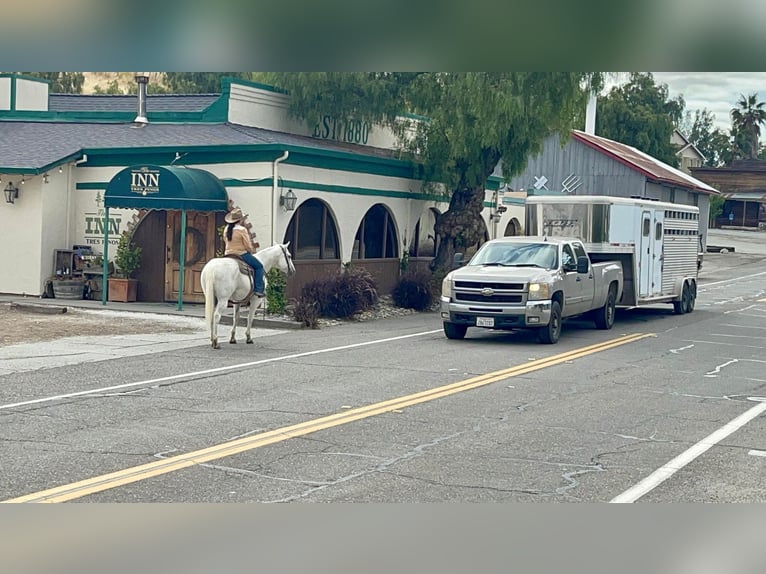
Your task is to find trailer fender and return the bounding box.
[672,277,696,301]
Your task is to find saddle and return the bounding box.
[224,254,256,304]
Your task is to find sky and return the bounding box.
[649,72,766,133]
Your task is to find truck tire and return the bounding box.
[594,285,617,330]
[443,322,468,340]
[538,301,562,344]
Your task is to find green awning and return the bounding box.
[104,165,229,211]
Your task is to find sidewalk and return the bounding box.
[707,228,766,256]
[0,294,304,330]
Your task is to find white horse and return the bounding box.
[201,243,296,349]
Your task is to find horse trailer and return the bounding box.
[525,195,701,314]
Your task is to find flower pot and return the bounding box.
[108,278,138,302]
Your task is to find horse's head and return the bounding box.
[277,242,296,277]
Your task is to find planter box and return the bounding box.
[108,278,138,302]
[52,279,86,300]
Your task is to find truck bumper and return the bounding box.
[440,297,552,329]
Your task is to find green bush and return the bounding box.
[391,269,436,311]
[114,231,142,279]
[293,297,320,329]
[292,267,379,322]
[265,267,287,314]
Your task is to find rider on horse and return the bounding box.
[223,208,265,297]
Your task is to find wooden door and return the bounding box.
[165,211,218,303]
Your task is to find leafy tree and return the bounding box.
[16,72,84,93]
[263,72,601,273]
[93,80,124,95]
[162,73,252,93]
[680,108,732,167]
[730,93,766,160]
[596,72,684,167]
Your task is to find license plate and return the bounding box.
[476,317,494,328]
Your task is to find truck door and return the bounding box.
[561,244,583,315]
[572,241,595,310]
[639,211,652,297]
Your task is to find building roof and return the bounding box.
[0,121,404,172]
[48,94,221,113]
[572,130,719,195]
[672,128,706,161]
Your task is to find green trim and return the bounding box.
[280,179,443,202]
[76,182,108,190]
[0,73,50,85]
[78,177,446,203]
[225,76,288,95]
[75,143,419,180]
[9,76,16,111]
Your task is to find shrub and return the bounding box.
[291,267,379,322]
[392,269,436,311]
[265,267,287,315]
[114,231,142,279]
[324,267,378,318]
[292,297,320,329]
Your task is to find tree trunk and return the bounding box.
[429,183,488,275]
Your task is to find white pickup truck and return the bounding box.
[440,236,623,344]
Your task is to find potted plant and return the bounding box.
[108,231,142,302]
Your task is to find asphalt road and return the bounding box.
[1,244,765,503]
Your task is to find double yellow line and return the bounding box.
[4,332,652,503]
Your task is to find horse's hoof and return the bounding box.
[246,338,254,344]
[229,338,237,344]
[212,342,220,350]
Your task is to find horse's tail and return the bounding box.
[202,263,216,332]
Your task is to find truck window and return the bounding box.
[561,245,577,271]
[572,242,588,261]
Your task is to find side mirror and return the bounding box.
[576,256,589,274]
[452,253,465,269]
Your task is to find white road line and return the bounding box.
[704,359,738,377]
[0,329,443,412]
[681,339,766,349]
[710,333,766,340]
[748,450,766,458]
[670,344,694,354]
[720,324,766,330]
[611,400,766,503]
[698,271,766,289]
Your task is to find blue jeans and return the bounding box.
[239,252,265,294]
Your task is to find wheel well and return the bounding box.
[552,291,563,306]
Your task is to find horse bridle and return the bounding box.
[279,244,295,276]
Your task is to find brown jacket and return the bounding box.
[224,225,255,256]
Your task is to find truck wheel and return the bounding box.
[594,285,617,330]
[443,322,468,340]
[538,301,562,344]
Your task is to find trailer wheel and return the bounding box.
[443,322,468,340]
[687,281,696,312]
[674,282,691,315]
[538,301,562,344]
[594,284,617,330]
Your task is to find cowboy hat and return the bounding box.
[224,208,244,223]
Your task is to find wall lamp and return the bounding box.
[280,188,297,211]
[4,182,19,204]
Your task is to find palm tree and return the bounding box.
[730,93,766,159]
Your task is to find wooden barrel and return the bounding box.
[52,279,86,300]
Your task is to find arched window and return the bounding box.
[283,198,340,259]
[409,208,439,257]
[503,217,522,237]
[352,204,398,259]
